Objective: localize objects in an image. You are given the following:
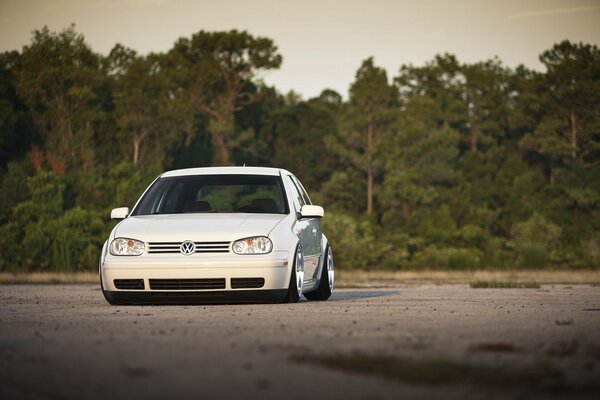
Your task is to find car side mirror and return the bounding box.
[111,207,129,220]
[300,205,324,219]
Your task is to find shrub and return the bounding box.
[517,243,548,269]
[0,222,24,271]
[49,207,105,271]
[410,245,446,269]
[321,211,378,269]
[584,238,600,268]
[511,213,561,247]
[456,224,489,250]
[446,249,478,270]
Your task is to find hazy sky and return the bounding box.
[1,0,599,98]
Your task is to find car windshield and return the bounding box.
[132,174,288,215]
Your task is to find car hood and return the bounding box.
[114,213,287,243]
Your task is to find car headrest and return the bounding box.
[182,200,211,213]
[250,198,279,213]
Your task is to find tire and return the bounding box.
[304,245,334,301]
[283,244,304,303]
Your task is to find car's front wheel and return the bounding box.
[304,245,334,301]
[283,244,304,303]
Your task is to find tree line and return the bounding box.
[0,26,598,272]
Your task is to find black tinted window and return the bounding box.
[133,175,288,215]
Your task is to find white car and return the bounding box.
[99,166,334,304]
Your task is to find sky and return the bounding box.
[1,0,599,99]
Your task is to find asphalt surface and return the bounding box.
[1,284,599,400]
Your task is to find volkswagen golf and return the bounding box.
[99,166,334,304]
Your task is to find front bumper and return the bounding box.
[103,289,288,304]
[100,251,290,292]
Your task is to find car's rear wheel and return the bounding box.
[304,245,334,301]
[284,244,304,303]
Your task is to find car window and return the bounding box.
[292,176,312,205]
[287,176,305,211]
[133,175,288,215]
[196,184,283,212]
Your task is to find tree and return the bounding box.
[330,58,397,216]
[169,30,282,165]
[461,58,512,153]
[0,51,37,168]
[0,28,599,272]
[518,42,600,185]
[539,41,600,163]
[15,26,103,174]
[0,161,30,224]
[395,54,467,131]
[265,90,340,190]
[380,96,460,231]
[107,45,189,169]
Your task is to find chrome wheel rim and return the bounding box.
[296,247,304,295]
[327,247,334,291]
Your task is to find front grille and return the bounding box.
[147,241,230,254]
[149,278,226,290]
[231,278,265,289]
[114,279,145,290]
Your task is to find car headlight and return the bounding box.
[232,236,272,255]
[110,238,145,256]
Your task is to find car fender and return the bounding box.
[99,240,108,289]
[268,213,299,284]
[316,233,330,281]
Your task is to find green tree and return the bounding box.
[380,96,460,236]
[0,51,37,168]
[461,58,512,153]
[169,30,282,165]
[107,44,189,169]
[0,161,31,224]
[329,58,397,216]
[7,170,64,269]
[15,26,103,174]
[264,90,340,190]
[539,41,600,162]
[520,41,600,183]
[395,54,467,131]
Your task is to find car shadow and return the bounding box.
[328,290,399,301]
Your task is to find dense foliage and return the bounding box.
[1,26,599,272]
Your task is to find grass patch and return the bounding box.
[470,280,540,289]
[292,353,556,387]
[335,270,600,287]
[0,272,97,284]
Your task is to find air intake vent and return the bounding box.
[114,279,145,290]
[147,242,230,254]
[231,278,265,289]
[149,278,226,290]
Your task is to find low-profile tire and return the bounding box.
[283,244,304,303]
[304,245,334,301]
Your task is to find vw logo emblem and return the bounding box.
[180,240,195,255]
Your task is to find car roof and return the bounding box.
[161,166,291,178]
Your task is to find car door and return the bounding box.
[287,175,322,283]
